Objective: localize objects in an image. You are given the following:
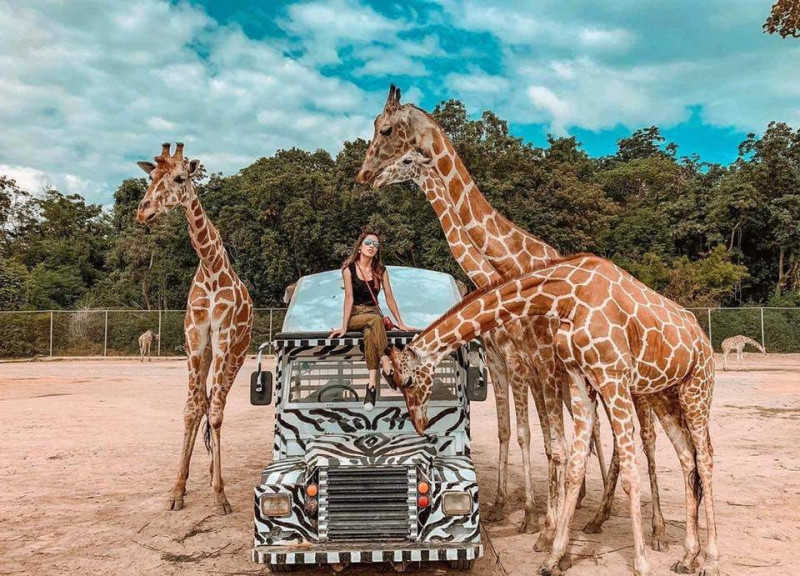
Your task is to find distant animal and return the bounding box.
[138,330,159,362]
[721,335,766,370]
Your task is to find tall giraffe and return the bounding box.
[359,86,665,548]
[383,254,718,576]
[373,146,607,544]
[358,84,575,542]
[136,143,253,515]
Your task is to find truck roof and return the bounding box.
[281,266,462,333]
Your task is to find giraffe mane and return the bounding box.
[416,252,595,338]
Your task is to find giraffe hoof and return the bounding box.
[671,561,694,574]
[582,519,604,534]
[533,533,552,553]
[537,564,561,576]
[216,500,232,515]
[484,504,505,523]
[651,535,669,552]
[167,496,184,511]
[518,512,538,534]
[698,563,720,576]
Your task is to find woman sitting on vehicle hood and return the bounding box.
[330,230,413,410]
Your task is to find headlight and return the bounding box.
[442,491,472,515]
[260,494,291,517]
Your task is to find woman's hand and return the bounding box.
[396,322,418,332]
[329,327,347,338]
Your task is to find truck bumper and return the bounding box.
[252,541,482,565]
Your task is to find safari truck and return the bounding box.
[250,266,487,572]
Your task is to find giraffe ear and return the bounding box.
[137,161,155,175]
[414,146,432,165]
[188,159,202,176]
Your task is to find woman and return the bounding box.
[330,230,414,410]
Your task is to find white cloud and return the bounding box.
[281,0,408,65]
[0,0,382,204]
[431,0,800,136]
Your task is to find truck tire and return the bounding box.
[448,559,474,571]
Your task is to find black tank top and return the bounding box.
[349,262,381,306]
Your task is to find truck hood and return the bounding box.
[304,433,438,467]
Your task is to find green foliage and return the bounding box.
[0,103,797,325]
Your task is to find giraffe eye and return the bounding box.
[402,157,413,165]
[174,175,185,184]
[380,125,392,137]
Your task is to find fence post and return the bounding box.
[104,310,108,357]
[157,309,162,357]
[49,311,54,358]
[268,309,274,355]
[707,308,713,351]
[760,307,765,349]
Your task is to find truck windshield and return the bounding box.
[287,357,459,404]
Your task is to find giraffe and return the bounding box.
[360,87,666,549]
[383,254,718,576]
[721,334,766,370]
[138,329,159,362]
[136,143,253,515]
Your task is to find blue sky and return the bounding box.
[1,0,797,204]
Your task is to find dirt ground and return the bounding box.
[1,354,799,576]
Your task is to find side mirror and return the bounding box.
[250,369,273,405]
[466,366,487,401]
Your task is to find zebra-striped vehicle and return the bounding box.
[250,266,487,572]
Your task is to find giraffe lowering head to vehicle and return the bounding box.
[721,334,766,370]
[138,329,159,362]
[136,143,253,515]
[384,253,719,576]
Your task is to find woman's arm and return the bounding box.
[382,269,415,331]
[330,268,353,337]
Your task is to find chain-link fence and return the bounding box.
[0,308,287,359]
[1,306,798,359]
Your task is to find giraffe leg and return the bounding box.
[207,332,250,515]
[679,369,719,576]
[508,353,537,533]
[167,332,211,511]
[484,337,511,523]
[583,399,618,534]
[592,405,608,488]
[721,350,727,371]
[634,395,668,552]
[599,380,651,576]
[534,345,567,553]
[538,367,597,576]
[649,388,701,574]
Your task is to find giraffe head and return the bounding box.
[383,345,435,435]
[135,142,202,225]
[357,85,442,186]
[372,146,433,189]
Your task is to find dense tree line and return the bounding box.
[2,102,799,311]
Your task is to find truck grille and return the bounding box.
[321,467,414,541]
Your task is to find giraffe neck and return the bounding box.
[409,261,581,362]
[418,173,498,288]
[182,191,229,274]
[429,129,561,278]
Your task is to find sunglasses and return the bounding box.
[363,239,380,248]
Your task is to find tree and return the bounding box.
[764,0,800,38]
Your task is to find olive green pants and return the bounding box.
[348,304,388,370]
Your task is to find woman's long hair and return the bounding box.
[342,229,385,285]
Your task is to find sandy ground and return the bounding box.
[1,354,799,576]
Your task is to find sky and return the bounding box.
[1,0,798,205]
